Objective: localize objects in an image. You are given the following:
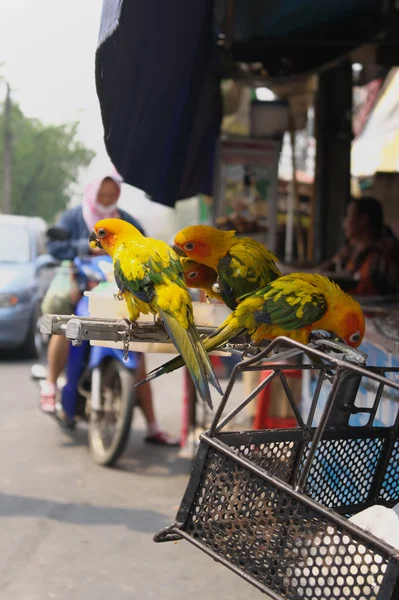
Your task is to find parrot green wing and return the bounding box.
[253,278,328,330]
[114,241,185,303]
[114,258,153,302]
[217,237,281,310]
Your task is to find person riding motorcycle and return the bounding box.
[40,172,178,446]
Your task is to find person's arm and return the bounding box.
[47,210,90,260]
[318,244,349,272]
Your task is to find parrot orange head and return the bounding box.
[89,218,143,257]
[181,258,218,289]
[315,277,366,348]
[174,225,235,269]
[340,303,365,348]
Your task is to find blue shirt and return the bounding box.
[47,205,145,261]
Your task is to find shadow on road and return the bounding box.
[47,423,192,477]
[0,492,170,532]
[115,434,193,477]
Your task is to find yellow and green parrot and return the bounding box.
[180,257,222,303]
[89,218,222,408]
[173,225,281,310]
[141,272,365,384]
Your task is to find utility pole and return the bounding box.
[2,82,12,214]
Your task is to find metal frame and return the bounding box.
[40,314,250,348]
[153,337,399,599]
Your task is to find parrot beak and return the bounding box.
[173,244,186,257]
[89,230,102,249]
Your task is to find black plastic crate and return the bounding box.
[155,337,399,599]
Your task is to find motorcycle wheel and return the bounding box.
[88,359,136,467]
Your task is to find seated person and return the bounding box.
[321,197,399,296]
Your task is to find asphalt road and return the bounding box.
[0,351,266,600]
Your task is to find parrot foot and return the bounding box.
[113,291,124,302]
[121,318,138,331]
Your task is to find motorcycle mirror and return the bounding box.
[46,226,71,241]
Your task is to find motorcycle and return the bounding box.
[31,226,139,467]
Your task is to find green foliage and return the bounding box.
[0,98,95,221]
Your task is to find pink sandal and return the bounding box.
[145,430,180,447]
[39,382,56,414]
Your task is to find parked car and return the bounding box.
[0,215,57,358]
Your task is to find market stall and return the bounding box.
[48,1,399,596]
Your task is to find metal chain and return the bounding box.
[122,330,130,361]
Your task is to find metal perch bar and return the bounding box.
[40,314,235,347]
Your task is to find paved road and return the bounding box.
[0,351,266,600]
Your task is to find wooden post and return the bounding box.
[313,61,352,263]
[288,113,306,263]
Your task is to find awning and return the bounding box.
[352,69,399,176]
[96,0,388,207]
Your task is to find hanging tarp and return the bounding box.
[96,0,222,208]
[96,0,387,207]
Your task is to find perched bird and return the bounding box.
[89,218,222,407]
[180,258,222,303]
[173,225,281,310]
[141,273,365,384]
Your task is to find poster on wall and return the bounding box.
[213,137,281,250]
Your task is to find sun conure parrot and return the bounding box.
[139,273,365,385]
[180,258,222,303]
[173,225,281,310]
[89,218,222,408]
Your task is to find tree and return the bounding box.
[0,94,95,221]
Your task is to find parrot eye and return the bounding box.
[184,242,195,251]
[98,228,107,238]
[349,331,361,343]
[188,271,198,279]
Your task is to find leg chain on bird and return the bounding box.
[122,331,130,361]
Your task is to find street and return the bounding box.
[0,351,265,600]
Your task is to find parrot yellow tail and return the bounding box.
[203,314,245,352]
[159,310,222,409]
[139,314,245,387]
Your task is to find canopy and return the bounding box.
[352,70,399,177]
[96,0,386,207]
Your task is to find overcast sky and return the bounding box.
[0,0,183,237]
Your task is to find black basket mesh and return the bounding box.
[180,443,396,599]
[155,339,399,599]
[299,437,384,511]
[379,440,399,503]
[231,438,300,482]
[219,427,399,515]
